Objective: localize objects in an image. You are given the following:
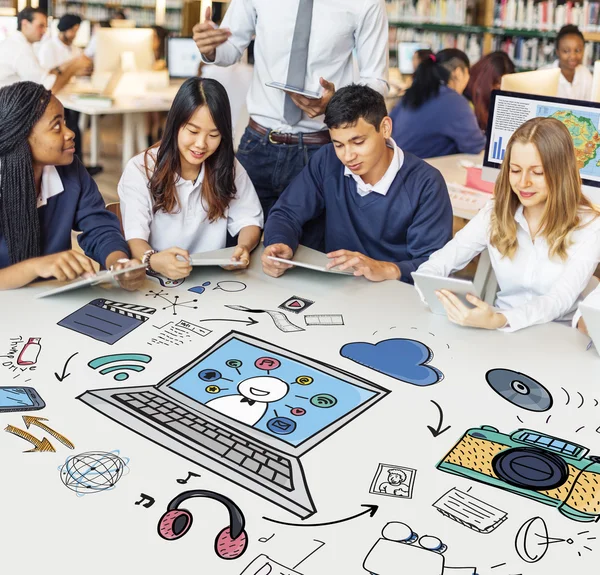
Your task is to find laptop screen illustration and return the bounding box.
[167,336,378,447]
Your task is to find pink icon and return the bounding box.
[291,407,306,416]
[254,357,281,371]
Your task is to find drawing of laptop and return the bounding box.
[78,331,388,518]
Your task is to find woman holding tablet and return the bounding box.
[416,117,600,332]
[0,82,144,290]
[119,77,263,280]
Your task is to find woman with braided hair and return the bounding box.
[0,81,145,290]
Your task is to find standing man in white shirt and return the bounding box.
[38,14,93,168]
[0,8,90,92]
[192,0,389,233]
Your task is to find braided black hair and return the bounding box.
[0,81,52,264]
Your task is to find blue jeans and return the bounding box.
[236,125,326,250]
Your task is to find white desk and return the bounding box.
[1,246,598,575]
[58,83,182,169]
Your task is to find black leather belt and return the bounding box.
[249,118,331,145]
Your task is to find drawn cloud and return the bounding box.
[340,338,443,386]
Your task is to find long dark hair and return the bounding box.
[402,48,470,109]
[145,77,236,221]
[0,81,52,264]
[464,51,515,130]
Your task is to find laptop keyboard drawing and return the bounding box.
[78,331,388,518]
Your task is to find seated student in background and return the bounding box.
[540,25,592,101]
[416,117,600,332]
[390,49,485,158]
[464,51,515,131]
[119,77,263,280]
[261,85,453,283]
[0,82,144,290]
[412,48,434,75]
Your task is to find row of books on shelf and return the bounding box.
[54,6,182,30]
[493,34,599,66]
[385,0,475,25]
[494,0,600,31]
[62,0,182,8]
[395,27,484,60]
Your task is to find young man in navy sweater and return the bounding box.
[261,85,453,283]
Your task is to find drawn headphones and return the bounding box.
[157,489,248,560]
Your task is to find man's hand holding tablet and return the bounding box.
[326,250,400,281]
[262,244,295,277]
[285,77,336,119]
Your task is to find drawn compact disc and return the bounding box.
[485,368,553,412]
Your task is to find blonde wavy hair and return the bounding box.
[490,117,599,260]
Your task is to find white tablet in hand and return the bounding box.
[265,81,321,100]
[411,272,483,315]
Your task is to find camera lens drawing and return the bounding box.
[59,450,129,496]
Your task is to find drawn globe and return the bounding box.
[60,451,126,494]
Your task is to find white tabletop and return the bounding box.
[1,246,598,575]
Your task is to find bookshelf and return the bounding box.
[53,0,183,33]
[386,0,600,68]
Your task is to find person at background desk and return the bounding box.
[540,25,592,101]
[464,51,515,131]
[0,8,90,93]
[261,85,452,283]
[192,1,389,227]
[146,25,169,148]
[119,78,263,280]
[0,82,144,290]
[38,14,97,175]
[390,49,485,159]
[417,117,600,332]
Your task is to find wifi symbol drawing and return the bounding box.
[88,354,152,381]
[310,393,337,408]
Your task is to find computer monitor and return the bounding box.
[0,15,17,43]
[482,90,600,203]
[94,28,154,74]
[73,20,91,48]
[500,68,561,97]
[167,37,201,78]
[397,41,430,75]
[591,61,600,102]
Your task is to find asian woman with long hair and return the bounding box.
[118,77,263,279]
[416,117,600,332]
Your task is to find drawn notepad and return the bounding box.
[433,488,508,534]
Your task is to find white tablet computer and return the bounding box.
[579,302,600,351]
[189,246,245,267]
[411,272,483,315]
[265,81,321,99]
[267,254,355,276]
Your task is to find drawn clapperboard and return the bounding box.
[58,298,157,345]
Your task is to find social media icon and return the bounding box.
[267,417,296,435]
[310,393,337,408]
[199,369,222,382]
[255,357,281,371]
[206,385,221,394]
[296,375,313,385]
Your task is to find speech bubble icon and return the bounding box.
[226,359,243,369]
[213,281,247,292]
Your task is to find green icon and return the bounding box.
[310,393,337,408]
[226,359,242,369]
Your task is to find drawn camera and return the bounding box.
[437,425,600,522]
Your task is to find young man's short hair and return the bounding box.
[17,7,46,31]
[324,84,387,131]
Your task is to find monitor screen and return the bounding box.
[167,335,378,447]
[0,388,34,408]
[484,90,600,195]
[397,42,430,75]
[0,16,17,43]
[168,37,201,78]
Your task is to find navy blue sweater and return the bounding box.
[264,145,453,284]
[390,86,486,158]
[0,158,129,270]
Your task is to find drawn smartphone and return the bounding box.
[265,81,321,99]
[0,386,45,412]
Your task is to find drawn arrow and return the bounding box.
[427,400,451,438]
[199,317,258,327]
[55,352,79,382]
[23,416,74,449]
[5,424,56,452]
[263,504,378,527]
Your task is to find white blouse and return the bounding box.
[416,200,600,332]
[118,150,264,254]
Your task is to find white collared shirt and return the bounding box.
[344,139,404,197]
[416,200,600,332]
[544,60,593,101]
[118,150,264,253]
[202,0,389,133]
[0,31,55,90]
[38,36,81,71]
[37,165,64,208]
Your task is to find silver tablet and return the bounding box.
[412,272,483,315]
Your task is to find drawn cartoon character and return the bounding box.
[378,469,409,497]
[207,376,289,426]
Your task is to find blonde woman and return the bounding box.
[415,117,600,332]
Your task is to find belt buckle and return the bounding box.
[268,129,282,145]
